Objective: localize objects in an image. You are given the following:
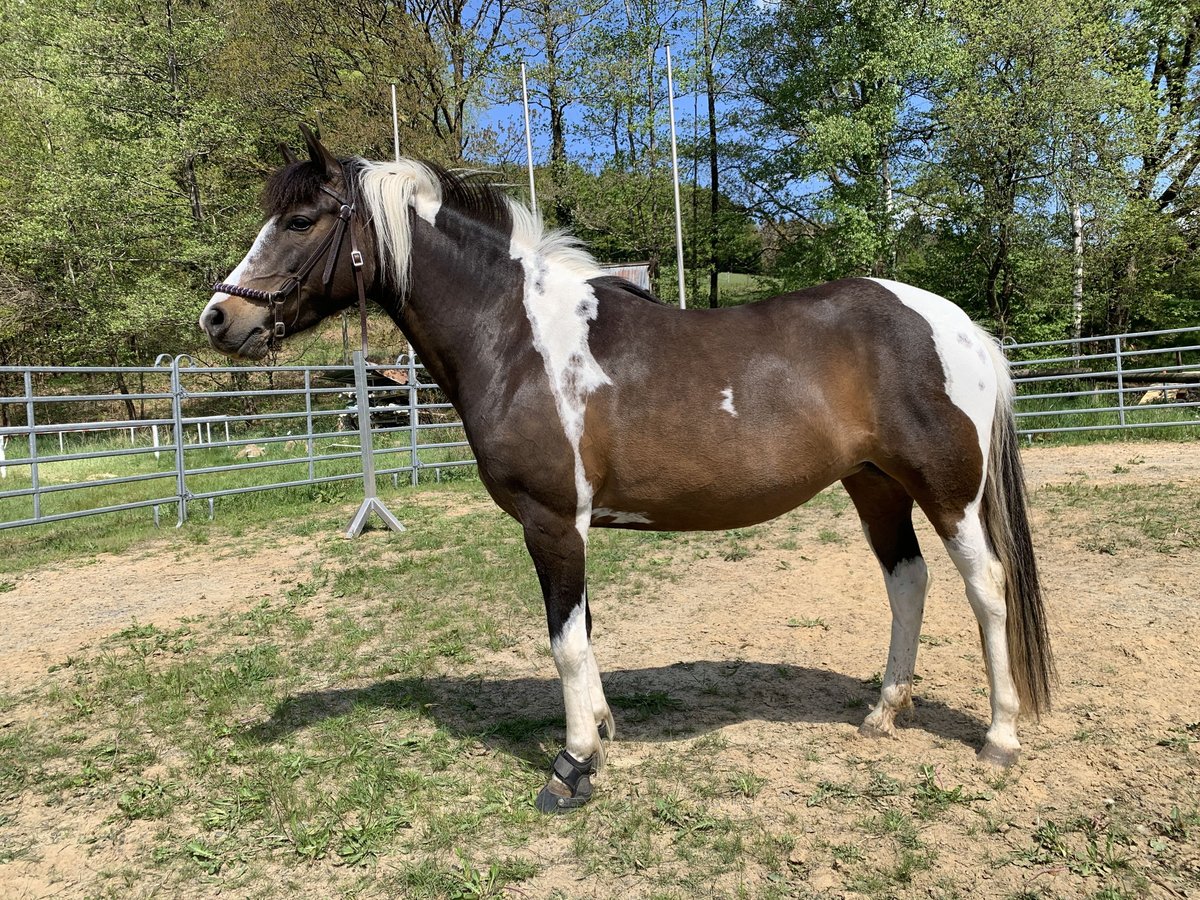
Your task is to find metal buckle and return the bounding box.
[351,249,364,268]
[273,321,286,338]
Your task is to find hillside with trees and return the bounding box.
[1,0,1197,367]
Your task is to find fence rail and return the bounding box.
[1,324,1197,532]
[1003,324,1200,435]
[0,354,473,531]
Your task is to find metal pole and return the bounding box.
[665,45,687,310]
[390,84,414,361]
[24,370,39,521]
[345,350,405,537]
[304,368,315,482]
[390,84,401,162]
[407,352,419,486]
[1114,336,1126,427]
[521,63,537,208]
[170,356,189,527]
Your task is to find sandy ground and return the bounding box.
[1,440,1198,898]
[0,544,321,690]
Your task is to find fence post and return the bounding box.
[1114,336,1126,427]
[170,355,190,527]
[24,370,39,521]
[304,368,315,482]
[345,350,405,537]
[407,351,419,486]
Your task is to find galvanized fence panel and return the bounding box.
[1003,325,1200,436]
[0,354,474,531]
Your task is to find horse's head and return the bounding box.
[200,126,374,359]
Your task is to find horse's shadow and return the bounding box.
[247,660,989,767]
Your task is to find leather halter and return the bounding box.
[212,162,371,352]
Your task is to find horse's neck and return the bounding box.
[378,215,525,414]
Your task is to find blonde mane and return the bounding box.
[356,158,602,297]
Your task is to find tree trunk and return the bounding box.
[115,371,138,421]
[878,152,895,277]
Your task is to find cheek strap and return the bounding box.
[212,163,371,351]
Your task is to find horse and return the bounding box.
[200,126,1053,813]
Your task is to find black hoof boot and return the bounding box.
[535,749,597,814]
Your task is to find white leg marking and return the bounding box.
[862,556,931,735]
[201,218,278,322]
[585,643,615,747]
[944,512,1021,752]
[553,596,606,764]
[720,386,738,417]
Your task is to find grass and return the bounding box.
[1012,386,1200,444]
[2,460,1199,898]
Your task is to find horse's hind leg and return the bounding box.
[942,510,1022,765]
[842,467,930,738]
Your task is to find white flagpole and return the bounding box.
[391,84,410,357]
[665,46,687,309]
[521,63,537,208]
[390,84,401,161]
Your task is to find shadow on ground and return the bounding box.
[246,660,989,765]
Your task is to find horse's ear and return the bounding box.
[299,123,339,179]
[278,142,298,166]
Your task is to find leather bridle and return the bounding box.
[212,162,371,352]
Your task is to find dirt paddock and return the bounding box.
[1,441,1198,898]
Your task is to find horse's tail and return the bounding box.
[980,337,1055,716]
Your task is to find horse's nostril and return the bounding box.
[201,306,225,333]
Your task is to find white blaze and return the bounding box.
[200,218,278,324]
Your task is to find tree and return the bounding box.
[736,0,946,281]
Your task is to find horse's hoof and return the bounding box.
[858,721,894,740]
[977,742,1020,768]
[535,779,592,813]
[534,749,596,814]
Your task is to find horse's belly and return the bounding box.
[590,459,846,532]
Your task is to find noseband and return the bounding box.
[212,162,370,350]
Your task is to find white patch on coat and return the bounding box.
[201,218,278,322]
[720,386,738,417]
[868,278,1000,495]
[511,213,608,541]
[592,508,652,525]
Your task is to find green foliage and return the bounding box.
[1,0,1197,372]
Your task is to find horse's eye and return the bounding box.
[287,216,313,232]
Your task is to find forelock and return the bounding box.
[261,161,327,216]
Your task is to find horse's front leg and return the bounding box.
[522,509,614,813]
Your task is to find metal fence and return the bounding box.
[0,353,473,532]
[1,324,1197,532]
[1004,324,1200,436]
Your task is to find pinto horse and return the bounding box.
[201,127,1053,813]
